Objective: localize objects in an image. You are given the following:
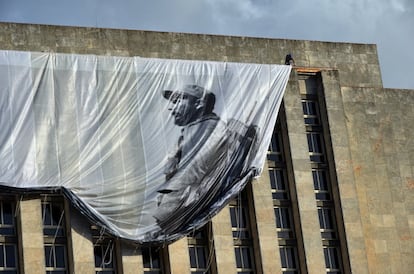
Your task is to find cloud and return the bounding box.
[0,0,413,88]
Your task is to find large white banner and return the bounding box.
[0,50,290,243]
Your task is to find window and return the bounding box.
[188,226,212,274]
[318,207,337,240]
[44,245,67,274]
[142,247,164,274]
[279,247,299,274]
[268,118,301,273]
[230,192,256,274]
[268,131,284,162]
[324,247,342,273]
[306,133,325,163]
[274,207,294,239]
[230,205,250,239]
[0,202,15,236]
[300,78,347,273]
[0,200,18,273]
[42,202,65,237]
[42,199,68,274]
[92,227,117,274]
[269,168,289,200]
[312,170,330,200]
[302,100,320,126]
[234,246,255,274]
[189,246,208,274]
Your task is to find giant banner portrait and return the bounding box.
[0,50,290,243]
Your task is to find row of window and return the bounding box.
[268,119,300,274]
[302,84,344,274]
[0,197,168,274]
[0,200,18,274]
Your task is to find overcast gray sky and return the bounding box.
[0,0,413,89]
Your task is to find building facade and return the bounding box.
[0,22,413,273]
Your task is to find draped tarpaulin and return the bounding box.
[0,50,290,243]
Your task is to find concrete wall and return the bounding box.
[342,87,414,273]
[0,22,382,89]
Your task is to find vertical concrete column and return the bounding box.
[167,237,190,273]
[69,210,95,273]
[321,70,369,273]
[18,198,46,274]
[283,72,326,273]
[211,205,237,274]
[121,242,143,274]
[250,166,281,273]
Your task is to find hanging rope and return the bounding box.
[14,195,23,218]
[101,239,114,268]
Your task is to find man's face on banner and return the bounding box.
[170,93,198,126]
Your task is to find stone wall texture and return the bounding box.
[342,87,414,273]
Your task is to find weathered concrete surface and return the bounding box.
[342,87,414,274]
[0,22,382,88]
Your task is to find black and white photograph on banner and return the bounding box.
[0,50,291,243]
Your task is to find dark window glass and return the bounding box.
[43,200,68,273]
[302,100,320,125]
[94,241,115,270]
[318,208,335,230]
[0,246,3,267]
[189,247,197,268]
[269,169,286,191]
[274,207,291,229]
[307,133,323,153]
[142,247,162,273]
[324,247,341,270]
[315,192,331,200]
[188,226,211,274]
[269,169,289,200]
[45,246,53,267]
[270,133,281,153]
[0,244,17,269]
[279,247,297,269]
[235,247,242,268]
[5,245,16,268]
[55,246,66,268]
[188,245,208,269]
[1,202,13,225]
[241,247,252,268]
[302,101,317,116]
[267,153,283,162]
[0,201,18,273]
[45,245,66,271]
[0,201,15,235]
[312,170,328,191]
[42,202,65,236]
[197,247,207,268]
[321,231,337,240]
[235,246,254,270]
[230,206,250,239]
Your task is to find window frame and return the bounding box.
[41,196,70,274]
[142,246,165,274]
